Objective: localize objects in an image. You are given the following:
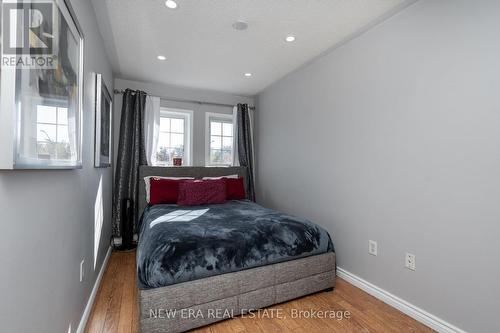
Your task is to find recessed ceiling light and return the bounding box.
[285,35,296,42]
[157,55,166,61]
[244,73,252,77]
[165,0,178,9]
[232,21,248,31]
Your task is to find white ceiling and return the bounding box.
[92,0,409,96]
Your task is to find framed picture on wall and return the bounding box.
[0,0,84,169]
[94,74,113,168]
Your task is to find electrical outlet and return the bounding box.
[368,240,378,256]
[80,260,85,282]
[405,253,416,271]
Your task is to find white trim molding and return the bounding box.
[336,267,467,333]
[76,246,113,333]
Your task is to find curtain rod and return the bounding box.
[113,89,255,110]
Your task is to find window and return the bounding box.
[206,113,234,166]
[156,108,192,166]
[36,104,72,161]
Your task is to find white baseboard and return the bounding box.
[76,246,112,333]
[336,267,466,333]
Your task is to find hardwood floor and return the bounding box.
[85,251,434,333]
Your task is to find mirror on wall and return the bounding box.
[0,0,83,169]
[94,73,112,168]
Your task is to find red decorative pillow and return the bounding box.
[225,177,246,200]
[149,178,183,205]
[177,180,226,206]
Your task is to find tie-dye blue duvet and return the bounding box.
[137,200,334,289]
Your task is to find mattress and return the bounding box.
[137,200,334,289]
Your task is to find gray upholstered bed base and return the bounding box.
[139,252,336,333]
[137,166,336,332]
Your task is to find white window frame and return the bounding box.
[205,112,234,166]
[157,107,193,166]
[35,103,70,161]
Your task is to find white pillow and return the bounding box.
[144,176,194,203]
[202,174,239,180]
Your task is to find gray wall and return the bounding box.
[114,78,254,166]
[255,1,500,332]
[0,0,114,332]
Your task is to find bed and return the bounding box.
[137,166,336,333]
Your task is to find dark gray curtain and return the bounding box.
[113,89,148,236]
[236,103,256,201]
